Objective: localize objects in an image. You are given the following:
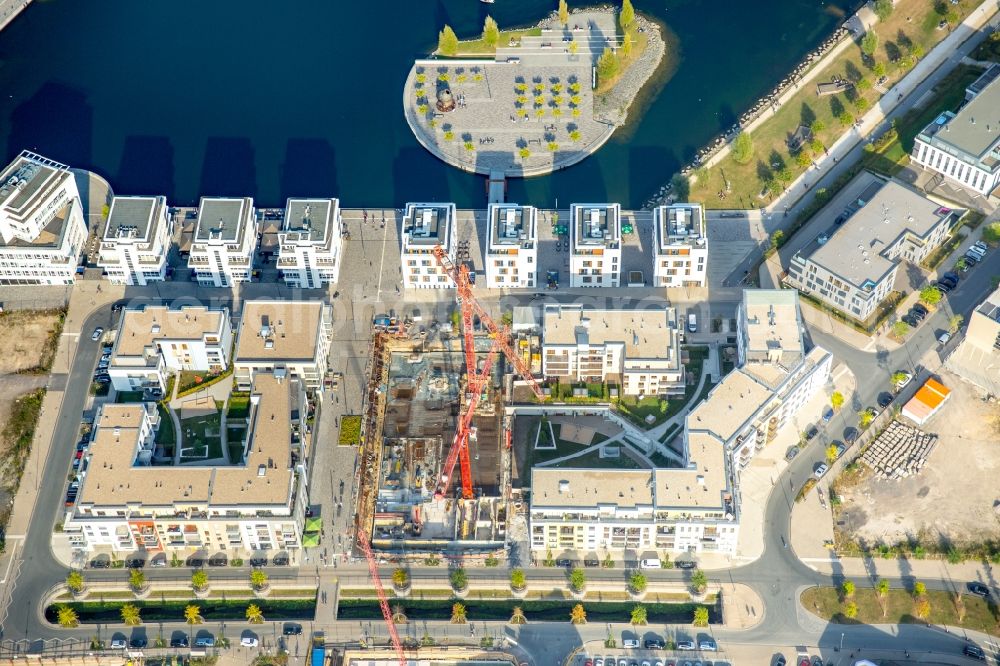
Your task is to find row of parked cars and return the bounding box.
[616,638,718,651]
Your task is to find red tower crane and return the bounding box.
[356,529,407,666]
[431,246,545,500]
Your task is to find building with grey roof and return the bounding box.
[0,151,87,285]
[485,203,537,288]
[569,203,621,287]
[277,198,343,289]
[188,197,258,287]
[98,195,173,286]
[946,286,1000,396]
[401,203,457,289]
[911,65,1000,196]
[786,179,957,321]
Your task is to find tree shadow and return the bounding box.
[800,102,817,128]
[896,30,913,52]
[884,41,902,63]
[768,150,787,171]
[845,61,863,83]
[756,160,773,183]
[830,96,846,119]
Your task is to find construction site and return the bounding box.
[354,253,539,559]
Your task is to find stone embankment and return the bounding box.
[593,13,667,127]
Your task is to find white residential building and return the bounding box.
[188,197,258,287]
[541,304,684,396]
[64,373,309,556]
[686,290,832,471]
[0,151,86,285]
[97,195,173,285]
[401,203,457,289]
[569,203,621,288]
[529,441,738,556]
[911,65,1000,197]
[653,203,708,287]
[786,180,957,321]
[108,305,232,393]
[484,203,537,288]
[234,300,334,391]
[277,198,343,289]
[946,286,1000,395]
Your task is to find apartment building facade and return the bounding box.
[0,151,87,285]
[653,203,708,287]
[569,203,621,288]
[484,203,537,288]
[400,203,457,289]
[188,197,258,287]
[786,180,956,320]
[108,305,233,393]
[277,198,343,289]
[911,66,1000,196]
[98,195,173,285]
[64,373,309,556]
[233,300,334,391]
[946,286,1000,395]
[541,304,684,396]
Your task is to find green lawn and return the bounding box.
[448,27,543,56]
[689,0,982,208]
[114,390,145,403]
[339,415,362,446]
[227,392,251,420]
[801,586,997,634]
[179,412,223,462]
[154,403,175,458]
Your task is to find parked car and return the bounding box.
[110,637,127,650]
[912,303,929,317]
[938,332,951,346]
[909,307,926,322]
[805,425,819,440]
[623,640,641,649]
[893,372,913,391]
[584,557,600,567]
[282,623,302,636]
[939,276,958,289]
[814,463,829,478]
[877,393,893,409]
[963,644,986,661]
[699,640,718,651]
[675,560,697,570]
[974,240,988,253]
[967,582,991,598]
[170,635,188,648]
[240,635,259,648]
[129,636,147,649]
[91,327,104,341]
[942,271,960,283]
[902,314,918,327]
[556,558,573,567]
[822,407,833,423]
[785,446,800,461]
[933,281,952,293]
[90,558,110,569]
[194,635,215,648]
[645,639,665,649]
[676,641,695,651]
[833,442,847,458]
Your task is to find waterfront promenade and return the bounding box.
[0,0,29,31]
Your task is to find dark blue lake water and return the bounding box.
[0,0,856,208]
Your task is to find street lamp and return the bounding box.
[840,632,845,652]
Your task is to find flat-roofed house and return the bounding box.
[400,203,457,289]
[98,195,173,285]
[569,203,621,288]
[188,197,258,287]
[485,203,537,288]
[277,198,343,288]
[234,300,333,391]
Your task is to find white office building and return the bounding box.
[541,304,684,396]
[401,203,457,289]
[277,198,343,289]
[188,197,258,287]
[234,300,334,391]
[485,203,537,289]
[911,65,1000,197]
[108,305,233,394]
[98,195,173,285]
[569,203,621,288]
[653,203,708,287]
[0,151,87,285]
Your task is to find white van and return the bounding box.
[687,313,698,333]
[639,558,662,569]
[623,639,641,649]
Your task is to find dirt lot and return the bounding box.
[0,309,63,374]
[836,373,1000,547]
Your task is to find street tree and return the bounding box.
[392,568,408,589]
[620,0,635,30]
[569,40,579,55]
[191,570,208,592]
[569,567,586,592]
[948,315,964,334]
[438,25,459,56]
[856,77,872,91]
[854,97,870,112]
[66,571,85,594]
[810,120,826,134]
[451,602,468,624]
[982,221,1000,245]
[841,580,856,599]
[569,129,582,142]
[56,605,79,628]
[874,0,893,20]
[876,578,890,617]
[872,61,887,78]
[558,0,569,26]
[690,569,708,595]
[548,141,560,152]
[597,48,620,82]
[630,604,648,625]
[838,111,855,126]
[770,230,785,249]
[129,568,146,592]
[826,444,839,464]
[914,597,931,619]
[809,138,824,155]
[890,371,909,387]
[843,601,858,619]
[391,604,407,624]
[510,568,527,591]
[913,581,927,598]
[919,286,942,306]
[731,131,754,164]
[693,606,710,627]
[629,571,648,595]
[831,391,845,411]
[184,604,203,625]
[510,606,527,625]
[483,16,500,49]
[121,603,142,626]
[450,567,468,591]
[622,30,634,59]
[892,321,911,339]
[954,592,967,622]
[570,603,587,624]
[858,409,874,429]
[796,151,812,167]
[519,147,531,159]
[861,31,878,57]
[246,603,265,624]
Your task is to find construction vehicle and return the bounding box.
[431,247,544,500]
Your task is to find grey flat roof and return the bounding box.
[195,197,254,242]
[656,203,705,250]
[104,196,164,242]
[0,152,67,213]
[928,72,1000,161]
[808,181,949,289]
[489,204,534,248]
[282,198,333,244]
[572,204,619,248]
[403,203,452,246]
